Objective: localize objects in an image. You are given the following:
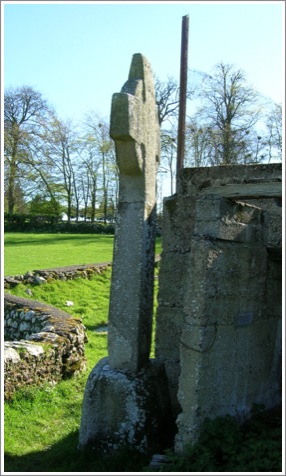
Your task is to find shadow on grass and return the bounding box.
[5,430,150,473]
[84,323,108,333]
[5,407,282,473]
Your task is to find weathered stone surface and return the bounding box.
[183,239,269,326]
[155,163,282,452]
[162,195,195,253]
[5,340,45,358]
[176,316,281,449]
[4,262,111,289]
[176,163,282,196]
[200,181,282,199]
[4,346,21,364]
[4,277,22,287]
[79,357,172,453]
[4,293,88,399]
[108,53,160,373]
[34,276,46,285]
[194,197,265,243]
[79,54,170,455]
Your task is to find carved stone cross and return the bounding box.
[79,56,171,453]
[109,53,160,373]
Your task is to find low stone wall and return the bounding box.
[4,263,112,400]
[4,262,111,289]
[4,294,88,400]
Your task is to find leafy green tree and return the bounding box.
[28,194,62,216]
[3,181,27,213]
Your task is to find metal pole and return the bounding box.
[176,14,189,183]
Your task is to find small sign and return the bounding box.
[234,312,253,327]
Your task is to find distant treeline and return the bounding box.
[4,214,115,234]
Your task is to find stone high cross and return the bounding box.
[109,53,160,373]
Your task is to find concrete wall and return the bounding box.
[155,163,282,452]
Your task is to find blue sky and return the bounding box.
[3,1,285,123]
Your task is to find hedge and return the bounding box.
[4,214,115,234]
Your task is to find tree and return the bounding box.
[155,71,205,195]
[83,113,118,223]
[189,63,262,165]
[155,71,199,128]
[77,132,102,222]
[264,102,282,163]
[155,76,179,127]
[42,116,79,223]
[3,181,27,213]
[28,194,62,216]
[154,77,179,200]
[185,118,213,167]
[4,86,52,213]
[160,129,177,196]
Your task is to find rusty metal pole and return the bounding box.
[176,14,189,187]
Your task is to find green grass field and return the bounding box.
[4,232,160,471]
[4,267,159,471]
[4,233,115,276]
[4,232,163,276]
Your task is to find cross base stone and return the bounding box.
[79,357,174,454]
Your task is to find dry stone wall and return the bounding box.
[4,263,111,399]
[3,264,112,399]
[4,262,111,289]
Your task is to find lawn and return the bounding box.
[4,267,159,472]
[4,231,161,472]
[4,232,162,276]
[4,233,115,276]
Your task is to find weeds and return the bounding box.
[150,406,282,473]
